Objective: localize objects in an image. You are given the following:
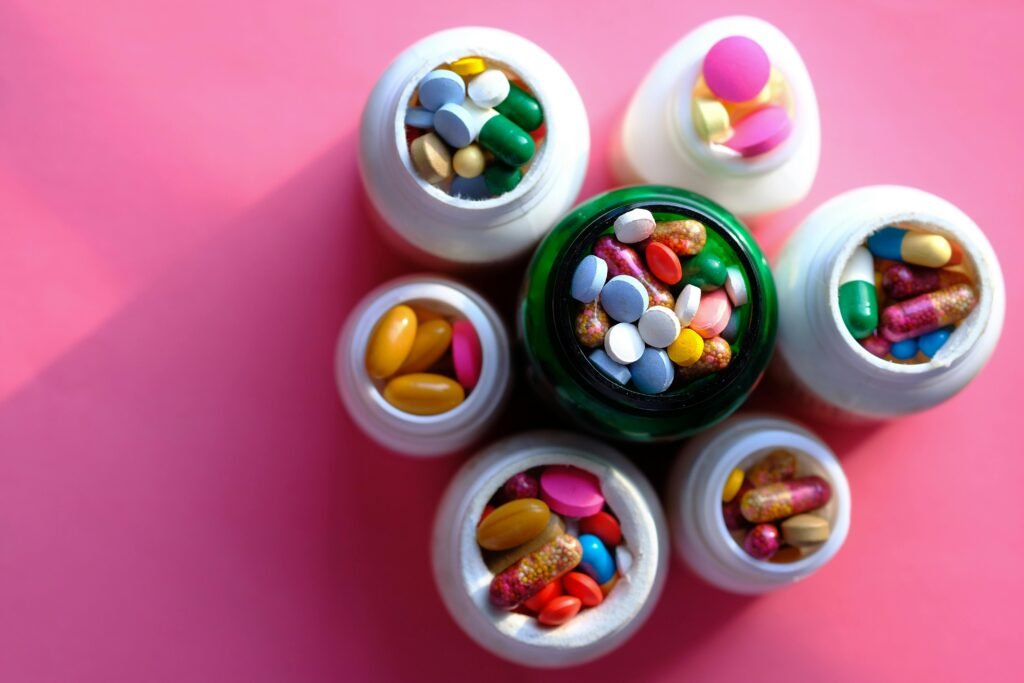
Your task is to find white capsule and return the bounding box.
[674,284,702,326]
[638,306,682,348]
[604,322,645,365]
[841,246,875,285]
[613,208,657,243]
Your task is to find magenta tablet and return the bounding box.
[724,105,792,157]
[702,36,771,103]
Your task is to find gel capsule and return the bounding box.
[382,373,464,415]
[879,283,978,342]
[397,319,452,374]
[365,305,418,379]
[478,113,535,167]
[675,336,731,381]
[494,82,544,132]
[743,523,781,560]
[838,246,878,339]
[476,498,551,551]
[489,533,582,609]
[881,262,970,300]
[646,219,707,257]
[740,475,832,524]
[593,235,675,309]
[747,450,796,487]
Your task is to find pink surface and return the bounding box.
[1,1,1022,681]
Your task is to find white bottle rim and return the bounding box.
[335,275,511,457]
[668,414,851,594]
[432,431,669,668]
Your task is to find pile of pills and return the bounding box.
[570,207,752,394]
[405,56,545,199]
[838,226,978,363]
[365,303,481,415]
[478,465,632,626]
[691,36,793,158]
[722,450,833,562]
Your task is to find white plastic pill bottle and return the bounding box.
[773,185,1005,421]
[359,27,590,267]
[611,16,820,218]
[433,431,669,667]
[667,414,851,594]
[335,274,511,457]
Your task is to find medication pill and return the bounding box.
[485,513,565,574]
[702,35,771,103]
[563,572,603,607]
[538,595,582,626]
[522,578,563,613]
[724,266,748,306]
[667,328,705,367]
[890,337,919,360]
[867,227,956,268]
[365,304,417,379]
[689,289,732,339]
[593,236,675,309]
[747,450,796,487]
[589,348,630,385]
[638,306,681,348]
[723,105,791,157]
[540,466,605,518]
[479,505,494,526]
[615,545,633,576]
[468,69,510,108]
[571,255,609,303]
[674,284,702,326]
[919,325,954,359]
[682,250,728,291]
[770,545,807,564]
[489,534,583,609]
[409,132,452,184]
[405,106,434,129]
[452,143,486,178]
[576,300,610,348]
[881,262,970,300]
[433,102,481,149]
[418,69,466,111]
[504,472,540,501]
[861,332,892,358]
[629,347,674,394]
[838,246,879,340]
[410,305,443,322]
[781,514,831,546]
[478,113,535,167]
[564,518,579,538]
[476,498,551,551]
[580,511,622,546]
[452,319,482,391]
[614,208,657,244]
[578,534,616,584]
[601,276,649,323]
[483,162,523,195]
[722,468,745,502]
[879,283,977,342]
[722,483,753,531]
[495,82,544,131]
[720,76,772,123]
[741,475,832,524]
[604,322,645,365]
[382,373,465,415]
[397,318,452,374]
[449,56,486,77]
[450,174,491,200]
[720,311,741,343]
[675,335,731,380]
[692,97,733,143]
[648,219,707,257]
[600,574,619,596]
[743,523,781,560]
[645,242,683,285]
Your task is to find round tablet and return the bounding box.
[589,349,630,385]
[724,105,792,157]
[433,103,477,149]
[450,175,491,200]
[540,465,605,517]
[702,36,771,103]
[405,106,434,129]
[638,306,682,348]
[689,288,732,339]
[724,266,749,306]
[418,69,466,111]
[451,320,482,390]
[674,284,702,326]
[571,255,609,303]
[468,69,511,109]
[604,322,644,365]
[452,144,485,178]
[600,275,649,323]
[613,208,657,244]
[629,347,674,394]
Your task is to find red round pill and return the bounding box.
[522,578,562,613]
[563,572,604,607]
[579,511,622,546]
[645,241,682,285]
[537,595,582,626]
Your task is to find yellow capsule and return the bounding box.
[382,373,464,415]
[901,233,953,268]
[449,56,486,77]
[722,468,745,502]
[398,319,452,374]
[667,328,704,367]
[453,144,486,178]
[410,305,443,322]
[365,305,417,379]
[476,498,551,551]
[692,97,732,143]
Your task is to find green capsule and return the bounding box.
[483,162,523,195]
[495,83,544,132]
[838,246,878,339]
[478,114,535,167]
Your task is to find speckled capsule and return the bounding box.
[879,283,978,343]
[747,450,796,487]
[489,533,582,609]
[882,263,971,300]
[645,219,707,257]
[741,476,832,524]
[743,523,781,560]
[593,236,675,309]
[675,336,732,382]
[575,299,610,348]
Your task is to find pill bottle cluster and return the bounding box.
[691,36,793,159]
[406,57,545,200]
[569,207,752,394]
[839,226,977,363]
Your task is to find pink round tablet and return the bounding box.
[540,466,604,518]
[702,36,771,103]
[689,288,731,339]
[723,105,792,158]
[451,320,482,391]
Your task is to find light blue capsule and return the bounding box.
[629,347,674,394]
[890,337,919,360]
[919,326,954,359]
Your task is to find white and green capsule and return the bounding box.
[838,246,878,339]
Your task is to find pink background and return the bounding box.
[2,0,1022,680]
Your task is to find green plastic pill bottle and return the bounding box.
[519,185,778,442]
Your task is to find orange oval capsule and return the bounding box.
[365,305,417,379]
[398,319,452,373]
[537,595,582,626]
[476,498,551,551]
[562,571,603,607]
[522,579,563,613]
[381,373,464,415]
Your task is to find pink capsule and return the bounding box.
[593,236,675,309]
[741,476,832,524]
[860,332,892,358]
[743,523,781,560]
[489,534,582,609]
[879,283,978,343]
[747,450,796,487]
[882,263,970,300]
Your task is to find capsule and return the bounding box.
[866,227,962,268]
[860,332,892,358]
[747,450,796,487]
[478,113,534,167]
[881,262,970,300]
[740,475,832,523]
[494,82,543,132]
[722,482,752,530]
[838,246,878,339]
[645,219,707,257]
[489,534,582,609]
[397,319,452,374]
[593,235,675,309]
[365,305,417,379]
[889,337,919,361]
[675,336,731,382]
[574,300,609,349]
[879,283,978,343]
[919,325,954,359]
[483,161,522,195]
[743,523,781,560]
[382,373,465,415]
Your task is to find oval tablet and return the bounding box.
[604,322,645,365]
[540,465,605,518]
[537,595,582,626]
[702,36,771,103]
[578,534,616,584]
[522,578,562,613]
[418,69,466,111]
[674,284,702,326]
[638,305,681,348]
[571,255,609,303]
[724,105,792,157]
[451,320,482,390]
[409,132,452,184]
[579,511,622,546]
[629,347,674,394]
[563,572,603,607]
[724,266,749,306]
[781,514,831,546]
[645,241,683,285]
[613,208,657,244]
[601,275,649,323]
